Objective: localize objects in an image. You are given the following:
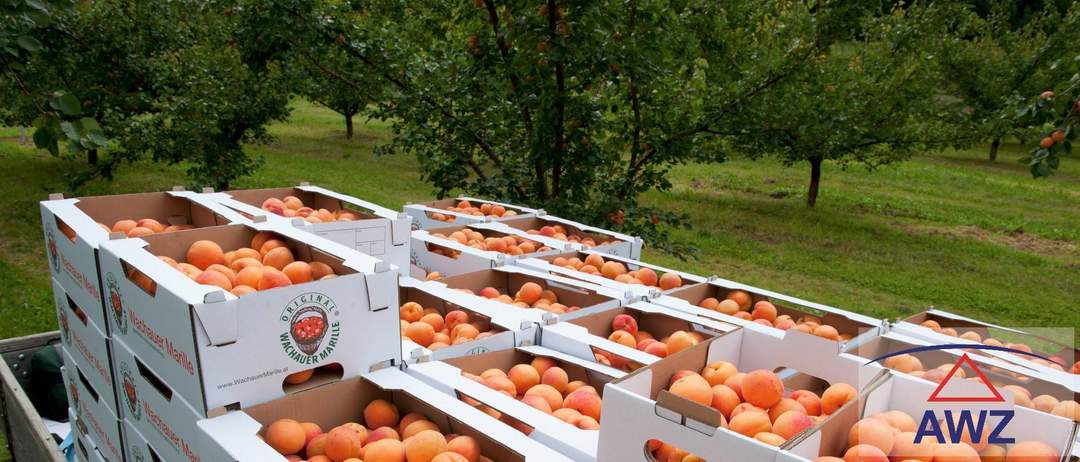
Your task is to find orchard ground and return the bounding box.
[1,100,1078,343]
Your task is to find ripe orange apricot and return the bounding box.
[265,419,306,455]
[1004,441,1058,462]
[665,331,697,354]
[112,219,138,234]
[284,369,314,385]
[843,444,889,462]
[636,268,658,286]
[508,364,541,393]
[889,431,934,462]
[540,366,569,394]
[790,390,822,416]
[848,418,895,455]
[230,285,256,296]
[404,430,447,462]
[482,375,517,396]
[309,261,335,279]
[127,226,155,237]
[669,374,712,406]
[258,267,292,291]
[742,370,784,409]
[773,410,813,439]
[406,322,435,347]
[307,433,328,457]
[236,265,263,288]
[729,411,771,438]
[658,273,682,290]
[364,438,405,462]
[768,398,807,422]
[979,444,1006,462]
[752,301,778,323]
[1051,400,1080,422]
[709,384,741,419]
[563,388,603,420]
[726,290,753,310]
[446,435,480,462]
[324,427,364,461]
[263,246,295,270]
[813,324,841,341]
[821,383,857,415]
[195,269,233,291]
[282,261,312,284]
[933,443,980,462]
[402,420,439,439]
[516,282,543,304]
[600,261,627,279]
[552,407,582,424]
[187,240,225,270]
[364,399,401,430]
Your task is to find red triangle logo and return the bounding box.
[926,354,1006,403]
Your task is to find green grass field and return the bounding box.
[1,101,1078,344]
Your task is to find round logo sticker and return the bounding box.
[46,227,59,273]
[280,292,340,364]
[106,273,128,334]
[119,361,141,420]
[58,309,70,344]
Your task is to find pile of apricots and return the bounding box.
[261,196,364,224]
[696,290,852,342]
[918,319,1080,375]
[428,229,552,258]
[549,253,684,290]
[99,218,194,238]
[601,313,705,359]
[399,302,498,351]
[523,223,608,248]
[461,281,581,314]
[462,356,603,432]
[262,399,492,462]
[427,200,518,222]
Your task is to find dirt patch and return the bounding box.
[907,224,1077,256]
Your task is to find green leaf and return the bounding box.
[16,35,42,52]
[32,127,54,150]
[60,121,81,142]
[51,93,83,116]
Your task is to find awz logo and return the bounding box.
[868,344,1055,447]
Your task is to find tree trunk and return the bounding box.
[88,149,98,165]
[988,138,1000,161]
[345,112,354,139]
[807,156,823,208]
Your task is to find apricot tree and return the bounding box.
[1014,58,1079,177]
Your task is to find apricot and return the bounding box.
[726,290,753,310]
[516,282,543,304]
[446,436,479,462]
[773,410,813,439]
[566,380,587,394]
[979,444,1006,462]
[235,265,263,288]
[563,388,603,420]
[848,418,895,455]
[507,364,540,393]
[406,322,435,347]
[541,366,569,394]
[643,342,669,357]
[400,302,424,322]
[1031,395,1059,413]
[229,256,263,272]
[768,398,807,422]
[231,285,256,296]
[877,410,916,433]
[724,372,746,400]
[529,356,556,375]
[364,438,405,462]
[716,299,740,315]
[112,219,138,234]
[742,370,784,409]
[575,416,600,430]
[790,390,822,416]
[127,226,154,237]
[813,325,841,341]
[281,261,313,284]
[187,240,225,270]
[402,420,439,439]
[752,301,778,323]
[822,383,857,415]
[755,432,786,446]
[367,427,401,445]
[1004,441,1058,462]
[258,267,292,290]
[609,330,637,348]
[364,399,401,430]
[482,375,517,396]
[665,331,697,354]
[933,443,980,462]
[397,413,425,435]
[265,419,306,455]
[669,374,712,406]
[324,427,364,461]
[729,411,771,437]
[636,268,658,286]
[431,453,469,462]
[709,384,741,419]
[284,369,314,385]
[600,261,627,279]
[195,269,233,291]
[520,394,553,414]
[307,433,328,456]
[1051,400,1080,421]
[552,407,582,424]
[884,354,924,374]
[263,246,296,270]
[658,273,682,290]
[404,430,447,462]
[701,361,738,387]
[611,314,638,335]
[887,431,934,462]
[699,297,720,310]
[844,444,889,462]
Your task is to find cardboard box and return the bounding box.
[40,189,248,333]
[407,345,627,461]
[62,350,125,462]
[597,327,885,462]
[411,224,573,277]
[98,220,399,414]
[111,336,204,462]
[541,301,741,371]
[778,371,1079,462]
[398,276,535,362]
[69,407,110,462]
[488,214,644,259]
[426,266,630,324]
[54,278,119,413]
[654,278,887,350]
[514,249,708,299]
[404,196,539,230]
[196,367,576,461]
[122,418,167,462]
[894,309,1079,385]
[212,185,411,274]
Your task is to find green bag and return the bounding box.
[29,344,68,422]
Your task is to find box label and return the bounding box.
[279,292,341,364]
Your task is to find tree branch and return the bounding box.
[546,0,566,198]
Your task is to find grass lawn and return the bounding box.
[1,100,1078,346]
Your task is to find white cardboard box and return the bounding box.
[54,277,119,413]
[540,300,741,371]
[40,189,247,333]
[398,276,534,362]
[411,224,574,277]
[514,249,708,299]
[778,371,1079,462]
[111,335,204,462]
[98,220,399,414]
[62,349,125,462]
[69,407,109,462]
[406,345,627,461]
[654,278,887,351]
[122,417,168,462]
[893,309,1079,386]
[487,214,644,259]
[212,185,411,274]
[597,326,885,462]
[424,265,631,324]
[196,367,576,462]
[404,196,540,230]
